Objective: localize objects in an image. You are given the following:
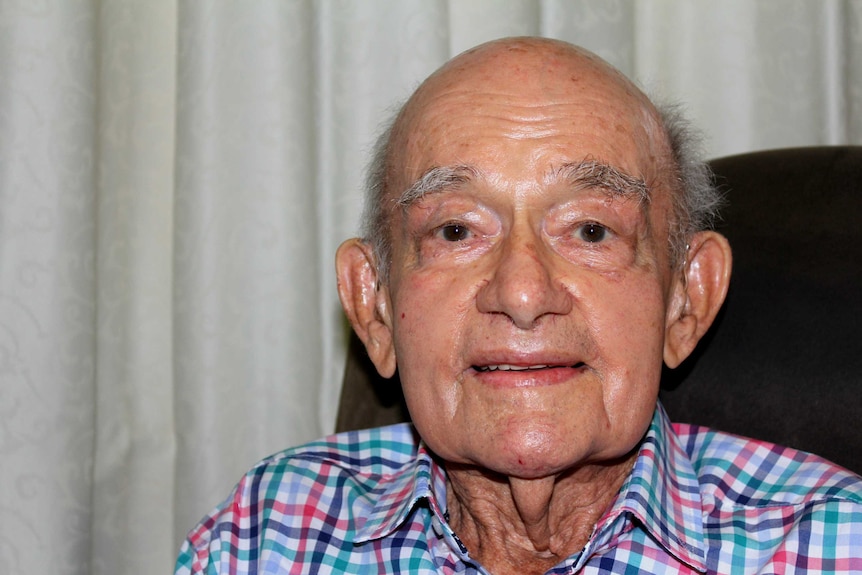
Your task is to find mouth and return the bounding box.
[473,362,586,373]
[469,361,587,388]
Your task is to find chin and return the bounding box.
[488,428,593,479]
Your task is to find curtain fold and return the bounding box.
[173,0,325,542]
[0,3,99,574]
[91,2,177,572]
[1,1,860,573]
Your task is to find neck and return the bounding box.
[444,452,636,575]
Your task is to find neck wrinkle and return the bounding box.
[444,451,637,574]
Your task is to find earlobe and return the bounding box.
[663,231,732,368]
[335,239,397,378]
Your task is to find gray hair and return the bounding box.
[656,102,724,267]
[360,112,399,281]
[360,101,723,280]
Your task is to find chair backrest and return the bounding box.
[659,146,862,473]
[335,146,862,474]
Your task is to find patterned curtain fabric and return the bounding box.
[1,1,860,573]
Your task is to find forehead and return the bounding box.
[389,42,665,195]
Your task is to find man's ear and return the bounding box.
[335,238,397,378]
[664,231,732,368]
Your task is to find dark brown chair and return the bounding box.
[335,146,862,474]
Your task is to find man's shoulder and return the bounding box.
[176,424,425,574]
[673,422,862,510]
[251,422,421,481]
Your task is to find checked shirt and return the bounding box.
[176,405,862,574]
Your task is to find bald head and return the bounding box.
[401,38,661,137]
[362,37,718,277]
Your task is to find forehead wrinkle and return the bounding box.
[396,165,479,208]
[550,160,650,205]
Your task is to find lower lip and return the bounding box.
[471,365,586,388]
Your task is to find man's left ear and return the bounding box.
[663,231,733,368]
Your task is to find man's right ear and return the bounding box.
[335,238,397,378]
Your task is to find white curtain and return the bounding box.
[1,1,859,573]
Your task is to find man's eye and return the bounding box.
[438,223,471,242]
[577,223,608,243]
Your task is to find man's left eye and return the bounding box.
[438,223,471,242]
[576,223,608,243]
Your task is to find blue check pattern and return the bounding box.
[176,404,862,574]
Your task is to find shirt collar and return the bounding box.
[353,438,445,543]
[596,402,707,572]
[354,404,708,573]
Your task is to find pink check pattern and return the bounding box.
[176,404,862,574]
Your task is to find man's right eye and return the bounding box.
[438,223,471,242]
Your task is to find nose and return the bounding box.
[476,228,572,329]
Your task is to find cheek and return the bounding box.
[592,275,667,409]
[621,284,667,358]
[390,271,471,373]
[389,269,483,432]
[392,275,438,339]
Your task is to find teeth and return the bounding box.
[478,364,550,372]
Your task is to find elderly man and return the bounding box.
[176,38,862,574]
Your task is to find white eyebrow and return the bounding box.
[553,160,650,204]
[395,160,649,208]
[396,165,478,208]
